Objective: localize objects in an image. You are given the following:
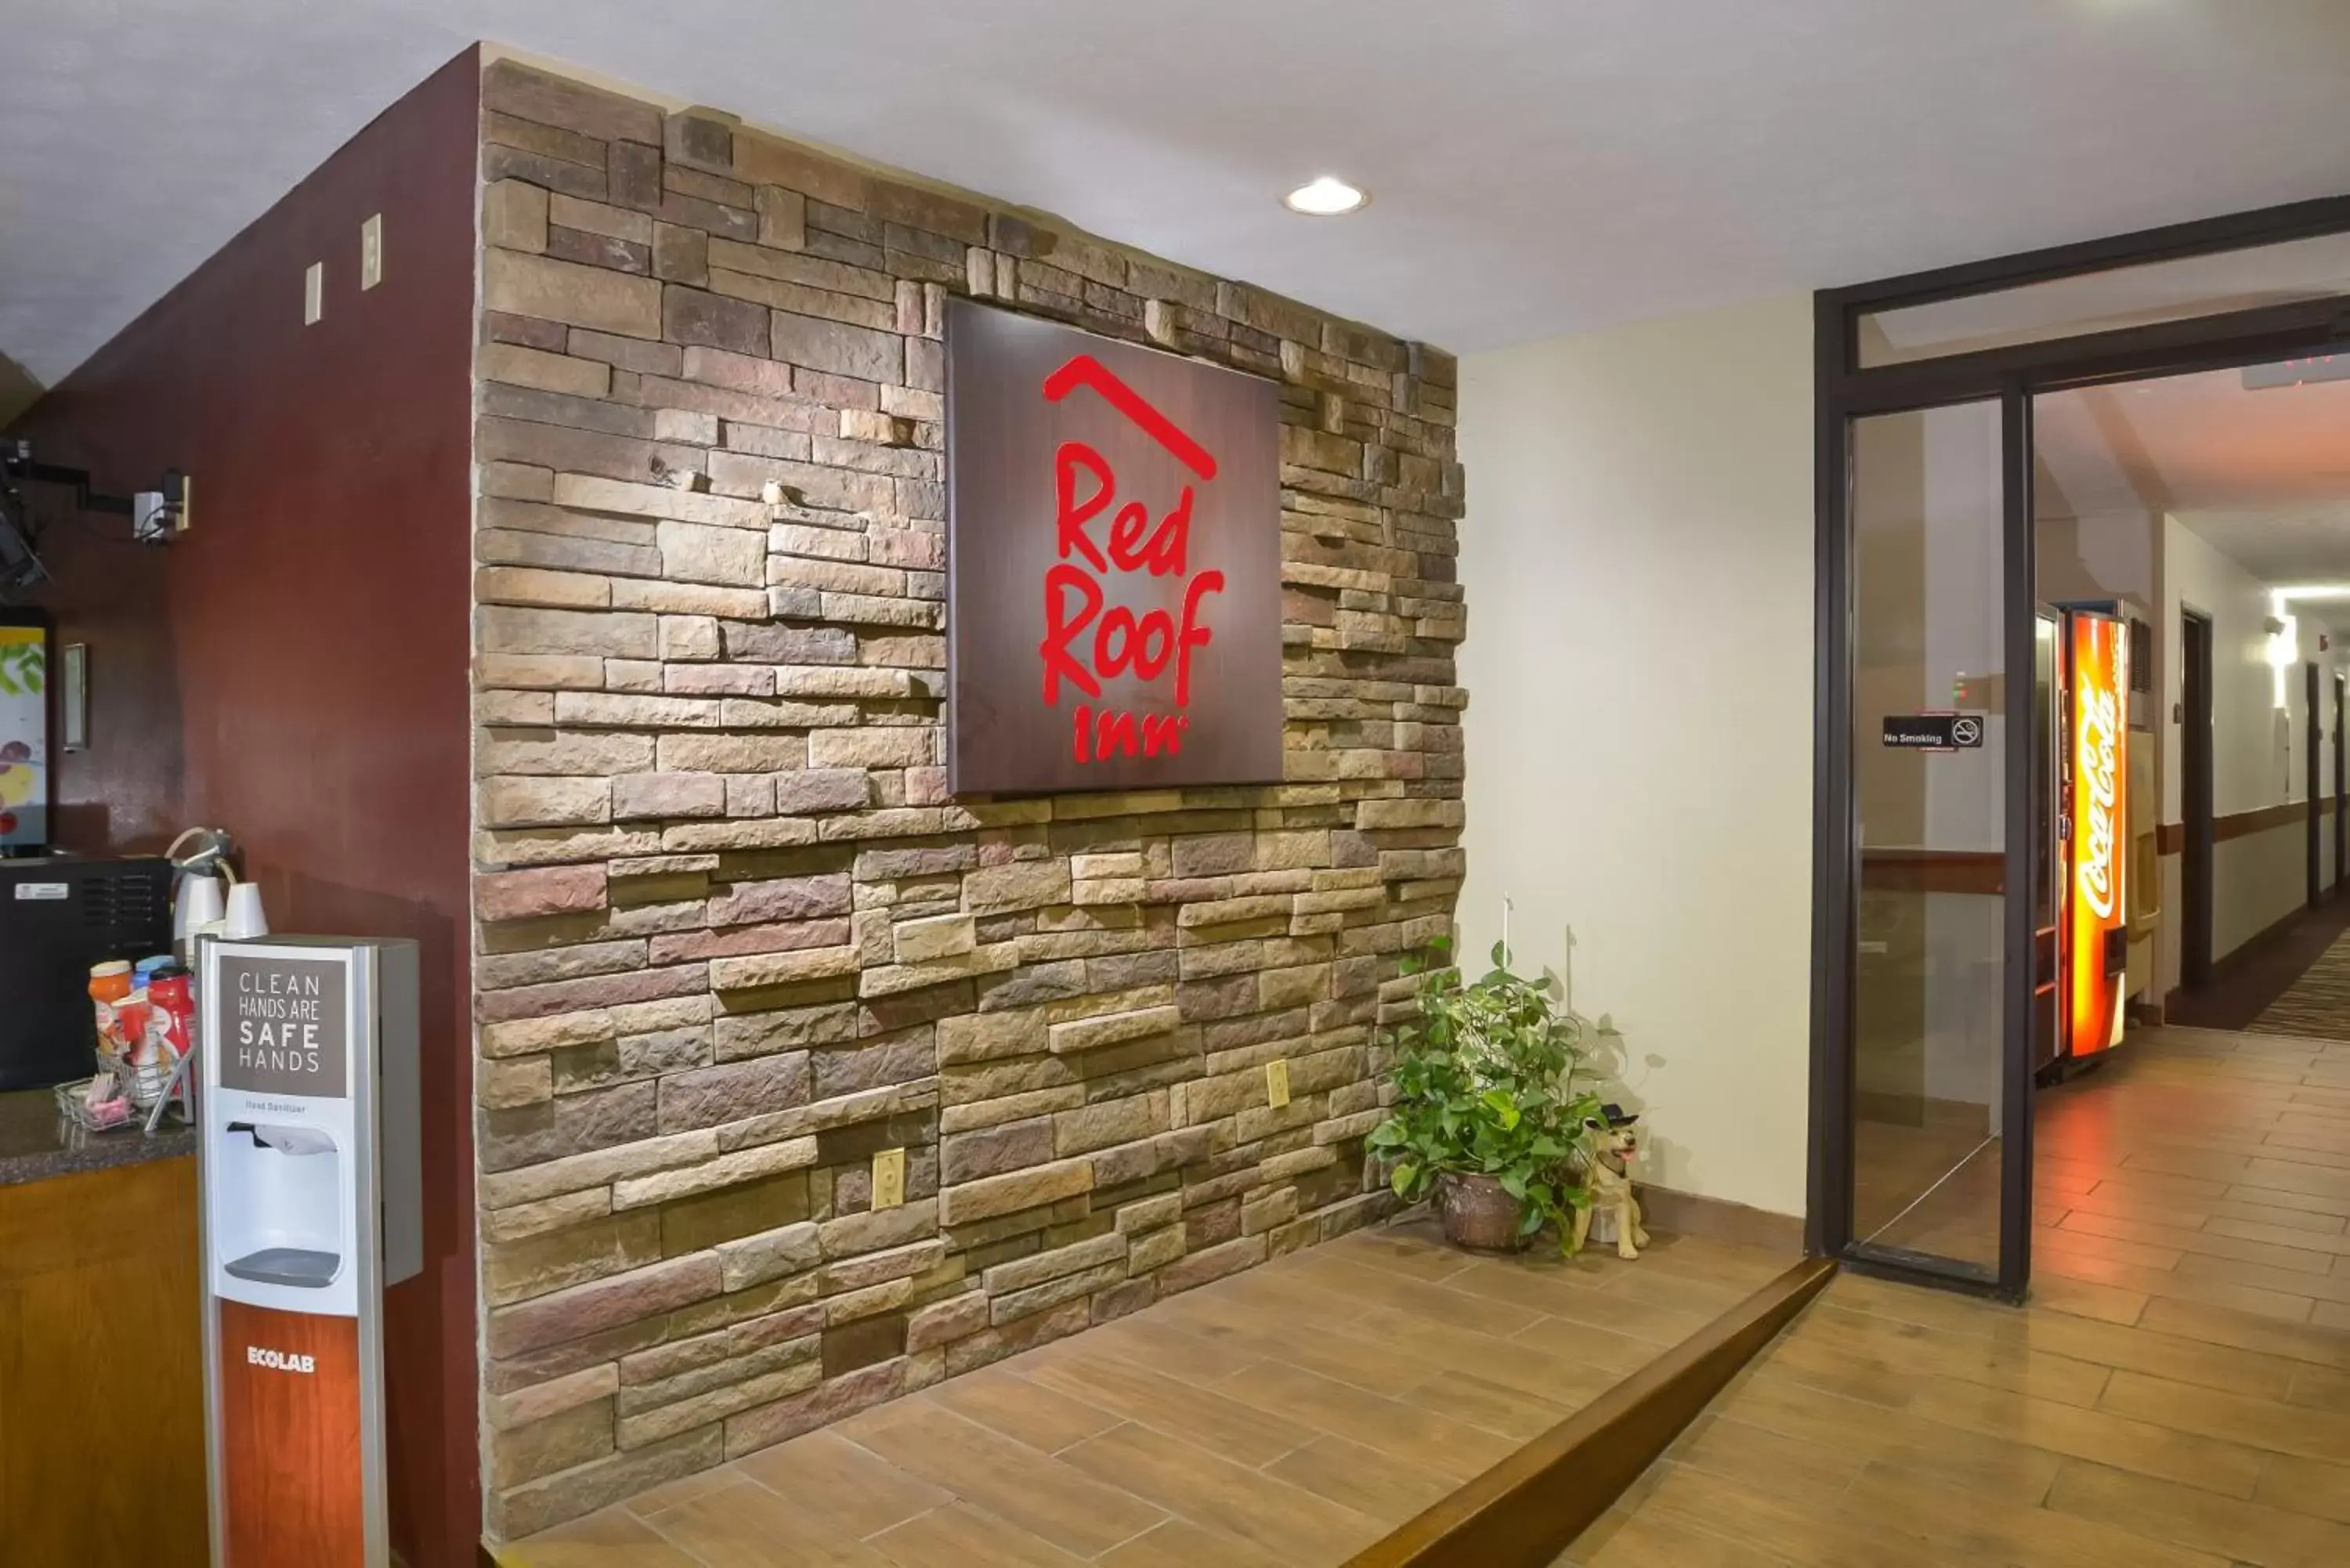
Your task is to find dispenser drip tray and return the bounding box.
[225,1248,341,1289]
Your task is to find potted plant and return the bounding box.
[1368,941,1607,1254]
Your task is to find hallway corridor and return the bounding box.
[2169,896,2350,1035]
[1565,1024,2350,1566]
[2250,925,2350,1044]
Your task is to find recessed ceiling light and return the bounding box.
[1283,176,1368,217]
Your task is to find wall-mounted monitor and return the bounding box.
[0,608,49,855]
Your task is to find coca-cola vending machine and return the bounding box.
[2036,605,2131,1072]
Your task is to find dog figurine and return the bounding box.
[1571,1105,1650,1260]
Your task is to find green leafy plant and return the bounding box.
[1367,939,1607,1253]
[0,638,41,699]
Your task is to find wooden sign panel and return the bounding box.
[217,1300,364,1567]
[946,298,1282,794]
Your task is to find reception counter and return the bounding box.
[0,1086,198,1186]
[0,1089,208,1566]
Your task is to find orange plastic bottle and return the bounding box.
[89,959,143,1060]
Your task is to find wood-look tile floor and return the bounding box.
[1564,1024,2350,1568]
[504,1217,1792,1568]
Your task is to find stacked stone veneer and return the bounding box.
[466,58,1466,1537]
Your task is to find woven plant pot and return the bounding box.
[1436,1172,1527,1252]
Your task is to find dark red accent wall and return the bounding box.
[9,47,483,1564]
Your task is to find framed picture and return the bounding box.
[0,606,49,855]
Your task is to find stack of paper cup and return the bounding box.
[223,883,269,939]
[177,876,226,954]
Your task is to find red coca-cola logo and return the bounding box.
[1034,353,1226,764]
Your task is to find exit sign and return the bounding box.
[2244,355,2350,391]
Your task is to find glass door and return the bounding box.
[1842,396,2031,1291]
[2033,610,2062,1075]
[1815,193,2350,1306]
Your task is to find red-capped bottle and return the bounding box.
[145,964,197,1067]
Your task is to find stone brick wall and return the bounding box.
[466,57,1465,1538]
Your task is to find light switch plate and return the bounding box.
[872,1147,906,1210]
[361,215,383,290]
[303,262,324,324]
[1265,1060,1291,1109]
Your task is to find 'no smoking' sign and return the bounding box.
[1882,713,1987,752]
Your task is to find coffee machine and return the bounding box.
[0,854,172,1089]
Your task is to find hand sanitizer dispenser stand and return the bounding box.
[199,936,419,1566]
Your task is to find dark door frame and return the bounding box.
[1810,192,2350,1303]
[2311,662,2325,909]
[2181,609,2216,992]
[2335,672,2346,890]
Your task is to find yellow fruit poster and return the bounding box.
[0,623,45,851]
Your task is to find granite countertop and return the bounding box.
[0,1086,197,1187]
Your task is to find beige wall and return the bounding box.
[2212,822,2312,960]
[2162,518,2294,826]
[2036,511,2158,613]
[1457,294,1814,1219]
[2157,516,2345,985]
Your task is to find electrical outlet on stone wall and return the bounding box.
[1265,1060,1291,1109]
[872,1147,906,1210]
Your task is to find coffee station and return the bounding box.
[2,603,423,1566]
[0,837,212,1567]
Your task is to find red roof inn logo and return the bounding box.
[1039,353,1223,763]
[947,300,1282,795]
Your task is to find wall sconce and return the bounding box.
[2269,613,2298,710]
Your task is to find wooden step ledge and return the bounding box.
[1340,1254,1838,1568]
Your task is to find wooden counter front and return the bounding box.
[0,1152,207,1566]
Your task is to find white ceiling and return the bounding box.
[8,1,2350,390]
[2176,504,2350,587]
[2040,365,2350,518]
[2037,359,2350,643]
[2038,363,2350,585]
